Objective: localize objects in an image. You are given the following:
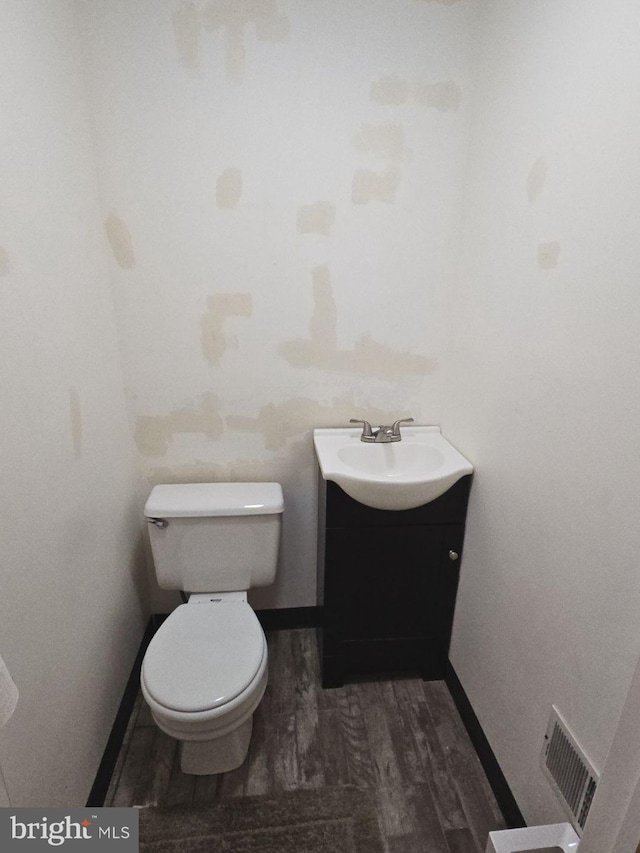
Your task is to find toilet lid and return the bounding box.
[142,602,265,713]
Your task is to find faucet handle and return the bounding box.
[391,417,414,436]
[349,418,374,439]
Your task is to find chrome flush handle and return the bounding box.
[145,517,168,529]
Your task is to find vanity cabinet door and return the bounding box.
[323,523,464,683]
[325,525,446,639]
[318,475,471,687]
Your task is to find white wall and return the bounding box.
[3,0,639,828]
[75,0,478,611]
[446,0,640,827]
[0,0,147,806]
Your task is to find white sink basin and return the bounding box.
[314,426,473,511]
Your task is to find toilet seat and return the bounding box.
[141,601,265,714]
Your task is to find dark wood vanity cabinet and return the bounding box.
[317,475,472,688]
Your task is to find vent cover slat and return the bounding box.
[541,706,600,835]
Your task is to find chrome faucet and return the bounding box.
[350,418,414,443]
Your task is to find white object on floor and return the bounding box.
[486,822,580,853]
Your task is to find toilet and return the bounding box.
[140,482,284,775]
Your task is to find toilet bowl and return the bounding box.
[141,482,283,775]
[141,595,268,774]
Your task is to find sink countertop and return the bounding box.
[314,425,473,511]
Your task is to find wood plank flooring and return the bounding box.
[106,628,506,852]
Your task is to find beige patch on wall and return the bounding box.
[297,202,336,236]
[201,0,290,83]
[227,397,400,451]
[527,157,548,204]
[135,394,224,457]
[0,246,9,276]
[69,389,82,460]
[352,167,402,205]
[370,76,461,112]
[173,1,201,70]
[537,241,561,269]
[413,80,461,111]
[216,168,243,209]
[148,436,310,488]
[370,76,410,106]
[279,265,434,376]
[354,123,411,162]
[105,213,135,270]
[200,292,252,364]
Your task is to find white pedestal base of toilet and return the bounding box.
[179,716,253,775]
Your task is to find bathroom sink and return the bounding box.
[313,426,473,511]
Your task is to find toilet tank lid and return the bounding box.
[145,483,284,518]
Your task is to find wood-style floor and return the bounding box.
[106,628,506,852]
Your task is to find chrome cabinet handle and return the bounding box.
[448,550,459,561]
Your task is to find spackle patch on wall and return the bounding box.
[370,76,461,112]
[149,436,310,487]
[297,202,336,236]
[279,265,434,375]
[200,292,252,364]
[201,0,290,83]
[173,1,201,70]
[135,394,224,457]
[538,241,560,269]
[527,157,548,204]
[227,396,399,451]
[105,213,135,270]
[354,123,411,162]
[69,389,82,460]
[216,168,243,209]
[0,246,9,276]
[352,167,402,205]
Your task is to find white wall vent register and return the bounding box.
[541,705,600,835]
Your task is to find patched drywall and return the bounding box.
[537,240,560,269]
[352,123,410,204]
[296,201,336,236]
[200,0,290,82]
[227,395,399,451]
[105,212,135,269]
[527,156,547,204]
[371,76,461,111]
[354,123,411,161]
[76,0,474,612]
[172,1,200,70]
[200,292,252,363]
[351,167,402,204]
[135,394,224,457]
[280,266,435,375]
[149,436,309,488]
[216,168,243,209]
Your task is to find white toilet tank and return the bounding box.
[144,483,284,593]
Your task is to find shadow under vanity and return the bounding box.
[317,474,472,688]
